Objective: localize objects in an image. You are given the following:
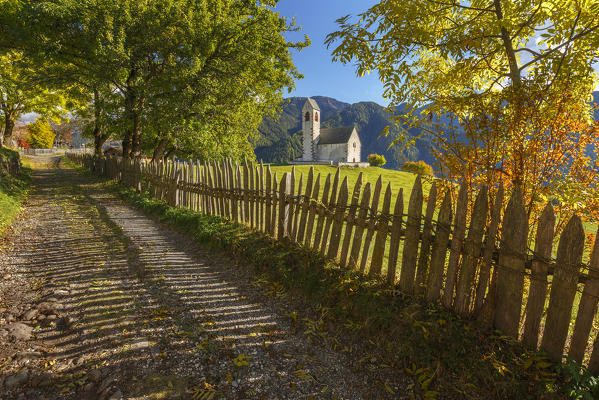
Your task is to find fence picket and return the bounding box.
[304,174,321,249]
[359,176,383,273]
[278,173,291,239]
[313,174,332,251]
[426,191,453,302]
[522,203,555,349]
[570,227,599,363]
[399,176,423,293]
[415,182,437,294]
[370,183,392,277]
[291,173,303,241]
[443,181,468,307]
[320,169,340,256]
[340,174,363,268]
[454,186,488,316]
[387,189,404,284]
[288,167,296,237]
[327,177,349,261]
[259,162,265,232]
[349,183,371,269]
[541,216,586,361]
[494,186,528,338]
[270,172,278,235]
[265,167,272,234]
[297,167,314,244]
[473,183,504,314]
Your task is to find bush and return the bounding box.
[401,160,434,176]
[367,153,386,167]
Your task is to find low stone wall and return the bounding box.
[338,162,370,168]
[22,148,57,156]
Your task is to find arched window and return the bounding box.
[305,112,310,122]
[353,142,356,148]
[315,112,319,122]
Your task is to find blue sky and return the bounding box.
[275,0,385,106]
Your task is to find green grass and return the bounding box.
[0,148,30,234]
[269,165,433,209]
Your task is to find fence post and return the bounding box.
[399,176,424,294]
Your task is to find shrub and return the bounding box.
[401,161,434,176]
[367,153,386,167]
[27,118,55,149]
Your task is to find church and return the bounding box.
[293,98,366,166]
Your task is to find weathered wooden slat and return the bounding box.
[386,189,404,284]
[426,191,453,302]
[541,216,585,361]
[259,162,265,232]
[291,173,303,242]
[522,203,555,349]
[243,162,250,224]
[349,183,372,269]
[249,163,255,228]
[473,183,504,314]
[570,227,599,364]
[442,181,468,307]
[454,186,488,316]
[340,173,364,268]
[270,172,278,235]
[369,183,392,277]
[207,162,216,215]
[265,167,272,234]
[585,231,599,374]
[320,169,340,256]
[232,163,240,222]
[327,177,349,260]
[297,167,314,244]
[359,176,383,273]
[304,174,321,249]
[287,167,296,237]
[278,173,291,239]
[494,185,528,339]
[415,182,437,294]
[313,174,332,251]
[399,176,424,293]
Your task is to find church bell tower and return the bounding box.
[302,98,320,161]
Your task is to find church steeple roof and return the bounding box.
[305,98,320,111]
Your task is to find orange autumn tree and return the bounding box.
[432,80,599,236]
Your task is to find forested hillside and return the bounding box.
[254,96,435,169]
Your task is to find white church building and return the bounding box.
[292,98,368,166]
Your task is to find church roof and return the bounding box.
[305,98,320,111]
[318,126,356,145]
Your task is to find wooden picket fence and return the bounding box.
[67,152,599,373]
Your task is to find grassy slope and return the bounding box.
[0,148,29,234]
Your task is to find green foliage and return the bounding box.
[27,118,55,149]
[556,358,599,400]
[367,153,386,167]
[401,161,434,176]
[13,0,308,160]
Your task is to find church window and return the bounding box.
[305,112,310,122]
[315,112,319,122]
[353,142,356,148]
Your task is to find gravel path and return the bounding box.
[0,157,380,399]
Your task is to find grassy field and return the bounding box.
[269,165,433,210]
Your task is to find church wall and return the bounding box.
[317,143,347,163]
[346,131,361,163]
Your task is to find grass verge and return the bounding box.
[0,149,30,234]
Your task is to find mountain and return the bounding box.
[254,96,434,169]
[255,91,599,168]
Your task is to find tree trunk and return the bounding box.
[2,113,15,147]
[152,137,169,162]
[92,89,107,156]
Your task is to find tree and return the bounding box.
[402,161,434,176]
[367,153,386,167]
[18,0,308,160]
[0,51,73,147]
[326,0,599,226]
[27,118,55,148]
